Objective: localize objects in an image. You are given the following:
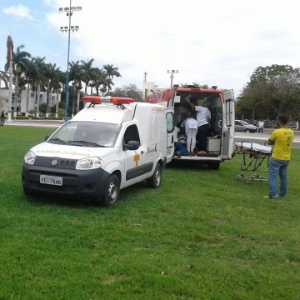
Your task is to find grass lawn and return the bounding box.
[0,126,300,299]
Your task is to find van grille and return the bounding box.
[60,160,76,169]
[35,157,77,170]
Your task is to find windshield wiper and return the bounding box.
[67,140,101,147]
[48,137,66,144]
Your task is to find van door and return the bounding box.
[221,90,235,159]
[123,124,152,185]
[166,108,174,163]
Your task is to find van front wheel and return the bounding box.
[101,174,120,207]
[147,163,162,188]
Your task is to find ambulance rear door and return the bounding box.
[221,89,235,159]
[166,108,174,163]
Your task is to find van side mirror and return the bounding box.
[124,140,139,151]
[45,135,50,141]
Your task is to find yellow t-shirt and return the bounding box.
[269,128,294,160]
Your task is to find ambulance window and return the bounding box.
[124,125,140,145]
[166,112,174,133]
[167,97,174,108]
[225,100,233,127]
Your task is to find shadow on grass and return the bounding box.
[24,180,149,209]
[25,193,101,209]
[166,159,214,171]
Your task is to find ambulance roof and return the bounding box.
[71,103,135,124]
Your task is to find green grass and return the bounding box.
[1,126,300,299]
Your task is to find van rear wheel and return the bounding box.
[101,174,120,207]
[147,163,162,188]
[208,161,220,170]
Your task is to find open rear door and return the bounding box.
[221,90,235,159]
[166,108,174,163]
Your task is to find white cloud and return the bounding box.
[3,4,33,20]
[30,0,300,95]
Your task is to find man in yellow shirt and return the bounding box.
[266,115,294,199]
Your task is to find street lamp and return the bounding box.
[167,70,179,87]
[59,1,82,121]
[144,72,148,82]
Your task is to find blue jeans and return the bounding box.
[268,157,289,198]
[174,142,188,155]
[196,124,209,151]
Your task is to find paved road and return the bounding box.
[4,119,64,128]
[4,119,300,148]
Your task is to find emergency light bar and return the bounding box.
[82,96,135,105]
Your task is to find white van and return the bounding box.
[22,96,174,206]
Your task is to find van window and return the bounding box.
[123,124,140,145]
[166,112,174,133]
[225,100,233,127]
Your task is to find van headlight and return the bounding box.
[24,150,36,165]
[76,157,102,170]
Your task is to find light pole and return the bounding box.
[59,1,81,121]
[144,72,148,82]
[167,70,179,87]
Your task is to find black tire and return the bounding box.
[245,129,250,133]
[208,161,220,170]
[101,174,120,207]
[147,163,162,188]
[23,187,32,196]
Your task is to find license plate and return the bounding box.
[40,175,63,186]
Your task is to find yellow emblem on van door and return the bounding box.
[134,151,140,166]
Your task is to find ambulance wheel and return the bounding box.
[208,161,220,170]
[147,163,162,188]
[102,174,120,207]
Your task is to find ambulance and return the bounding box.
[22,96,174,206]
[145,85,235,170]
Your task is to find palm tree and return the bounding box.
[23,59,38,116]
[44,63,61,117]
[69,61,84,115]
[89,68,110,96]
[12,45,31,111]
[100,75,113,95]
[32,56,46,117]
[103,64,121,80]
[80,58,94,95]
[103,64,121,92]
[0,71,9,89]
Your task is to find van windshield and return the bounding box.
[48,121,121,147]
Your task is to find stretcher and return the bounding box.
[234,142,272,182]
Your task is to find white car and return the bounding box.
[235,120,258,133]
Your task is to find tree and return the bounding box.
[103,64,121,80]
[103,64,121,92]
[44,63,61,116]
[181,83,208,88]
[238,64,300,121]
[11,45,31,109]
[32,56,46,117]
[80,58,94,95]
[89,67,112,96]
[69,61,84,115]
[23,58,38,115]
[109,84,143,102]
[0,71,9,89]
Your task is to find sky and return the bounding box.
[1,0,300,98]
